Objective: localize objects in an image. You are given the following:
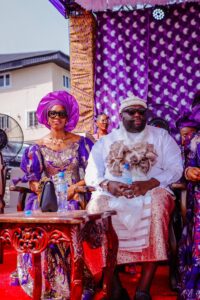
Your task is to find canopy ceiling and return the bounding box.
[49,0,199,16]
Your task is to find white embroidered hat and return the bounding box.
[119,95,147,113]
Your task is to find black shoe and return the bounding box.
[169,271,179,292]
[134,290,152,300]
[111,270,130,300]
[112,287,130,300]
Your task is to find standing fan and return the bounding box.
[0,114,24,164]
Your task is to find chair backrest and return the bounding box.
[0,152,6,213]
[9,167,30,212]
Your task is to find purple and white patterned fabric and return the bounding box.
[94,2,200,140]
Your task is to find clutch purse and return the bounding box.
[39,178,58,212]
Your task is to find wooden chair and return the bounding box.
[9,170,95,212]
[0,152,7,214]
[168,181,187,290]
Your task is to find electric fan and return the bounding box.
[0,114,24,164]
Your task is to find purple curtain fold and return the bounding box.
[49,0,66,17]
[94,2,200,139]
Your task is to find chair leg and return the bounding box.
[169,217,179,291]
[0,196,5,214]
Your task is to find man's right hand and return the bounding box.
[106,181,130,197]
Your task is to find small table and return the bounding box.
[0,210,118,300]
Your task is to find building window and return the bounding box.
[63,75,71,89]
[27,111,38,127]
[0,115,9,129]
[0,73,10,88]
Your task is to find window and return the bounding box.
[0,73,10,88]
[0,115,9,129]
[63,75,71,89]
[27,111,38,127]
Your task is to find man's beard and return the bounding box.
[123,119,146,133]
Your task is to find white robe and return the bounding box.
[85,124,183,252]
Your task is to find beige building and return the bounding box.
[0,51,70,142]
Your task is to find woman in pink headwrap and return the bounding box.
[16,90,94,299]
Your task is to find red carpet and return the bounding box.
[0,246,31,299]
[0,247,177,299]
[120,265,177,300]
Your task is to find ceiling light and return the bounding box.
[152,6,165,20]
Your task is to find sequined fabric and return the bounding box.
[117,188,174,264]
[17,137,93,299]
[87,188,174,264]
[178,133,200,300]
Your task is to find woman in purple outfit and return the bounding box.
[178,92,200,299]
[17,90,93,299]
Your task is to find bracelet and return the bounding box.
[100,180,110,192]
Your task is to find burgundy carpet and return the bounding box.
[0,247,177,299]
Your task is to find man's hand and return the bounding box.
[106,181,130,197]
[127,178,160,198]
[101,178,159,198]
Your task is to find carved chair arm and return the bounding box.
[9,185,32,212]
[9,185,32,193]
[74,186,96,210]
[170,182,187,225]
[170,182,187,191]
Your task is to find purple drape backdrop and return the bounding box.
[94,2,200,140]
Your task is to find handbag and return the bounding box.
[39,178,58,212]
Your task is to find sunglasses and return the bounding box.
[122,108,147,116]
[48,110,67,119]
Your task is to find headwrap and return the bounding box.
[176,111,200,130]
[36,90,79,132]
[119,95,147,113]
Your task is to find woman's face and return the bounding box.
[47,105,68,131]
[180,126,196,146]
[96,114,109,131]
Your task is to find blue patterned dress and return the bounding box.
[17,137,93,299]
[178,133,200,299]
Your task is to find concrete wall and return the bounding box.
[0,63,70,142]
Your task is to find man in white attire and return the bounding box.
[85,95,183,300]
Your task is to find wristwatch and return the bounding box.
[100,180,110,192]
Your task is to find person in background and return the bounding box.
[15,90,93,299]
[178,94,200,300]
[176,90,200,173]
[176,113,198,169]
[148,117,170,133]
[93,113,110,140]
[85,95,183,300]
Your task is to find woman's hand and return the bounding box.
[185,167,200,181]
[67,185,77,200]
[29,181,39,194]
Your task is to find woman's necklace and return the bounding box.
[48,135,67,146]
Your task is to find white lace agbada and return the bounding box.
[85,123,183,252]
